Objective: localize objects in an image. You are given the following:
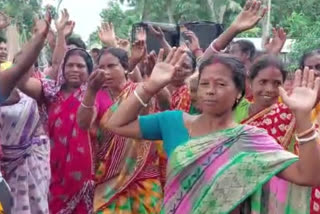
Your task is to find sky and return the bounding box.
[43,0,110,41]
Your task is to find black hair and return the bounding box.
[98,47,129,70]
[232,40,256,61]
[0,36,7,44]
[66,37,87,50]
[91,48,100,54]
[299,49,320,69]
[63,48,93,74]
[249,54,287,82]
[198,54,246,110]
[186,51,197,71]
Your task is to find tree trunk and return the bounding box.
[6,24,20,61]
[141,0,148,21]
[261,0,271,49]
[166,0,174,23]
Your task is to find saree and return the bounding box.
[170,85,191,113]
[0,92,50,214]
[240,102,297,153]
[163,124,310,214]
[94,82,165,214]
[309,104,320,214]
[42,80,110,214]
[41,48,112,214]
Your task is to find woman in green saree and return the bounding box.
[105,46,320,213]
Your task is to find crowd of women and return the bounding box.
[1,0,320,213]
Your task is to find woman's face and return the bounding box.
[98,53,127,89]
[304,54,320,77]
[197,63,240,115]
[64,55,89,88]
[171,56,194,87]
[251,66,283,108]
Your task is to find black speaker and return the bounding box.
[180,21,224,50]
[131,21,224,53]
[132,22,180,53]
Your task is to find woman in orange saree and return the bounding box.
[77,47,167,214]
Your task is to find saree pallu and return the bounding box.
[42,79,110,214]
[0,93,50,214]
[94,82,165,214]
[170,85,191,113]
[310,104,320,214]
[163,125,310,214]
[241,102,297,153]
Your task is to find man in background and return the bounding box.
[0,37,11,71]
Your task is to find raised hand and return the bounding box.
[264,27,287,54]
[98,22,117,47]
[148,48,186,92]
[140,51,157,78]
[280,67,320,116]
[33,10,52,38]
[88,69,107,92]
[0,11,11,29]
[136,27,147,41]
[231,0,267,33]
[149,25,165,40]
[131,40,146,64]
[55,9,71,34]
[117,38,130,52]
[184,30,201,53]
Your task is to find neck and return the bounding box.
[62,84,78,94]
[199,110,236,131]
[109,80,127,99]
[249,102,271,116]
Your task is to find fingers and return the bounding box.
[315,77,320,92]
[157,49,164,63]
[244,0,252,11]
[293,69,302,88]
[251,0,261,14]
[308,69,315,89]
[164,47,176,63]
[169,48,185,65]
[302,67,309,87]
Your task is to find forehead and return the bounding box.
[304,54,320,65]
[66,55,86,64]
[253,66,283,80]
[99,53,120,64]
[0,42,7,48]
[200,63,233,81]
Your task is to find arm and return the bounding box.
[0,15,50,101]
[277,68,320,186]
[106,48,186,138]
[149,25,172,55]
[77,69,107,130]
[202,0,267,60]
[47,9,74,80]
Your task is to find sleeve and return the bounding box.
[40,78,59,103]
[139,112,163,140]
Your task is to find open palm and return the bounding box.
[149,48,186,91]
[280,68,320,115]
[233,0,267,32]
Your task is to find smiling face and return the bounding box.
[0,42,8,64]
[250,66,283,108]
[197,63,241,115]
[64,54,89,88]
[98,53,127,89]
[304,54,320,77]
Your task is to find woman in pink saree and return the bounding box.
[18,48,112,213]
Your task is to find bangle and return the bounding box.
[81,102,94,109]
[210,41,219,52]
[296,124,315,138]
[134,90,148,107]
[295,131,318,145]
